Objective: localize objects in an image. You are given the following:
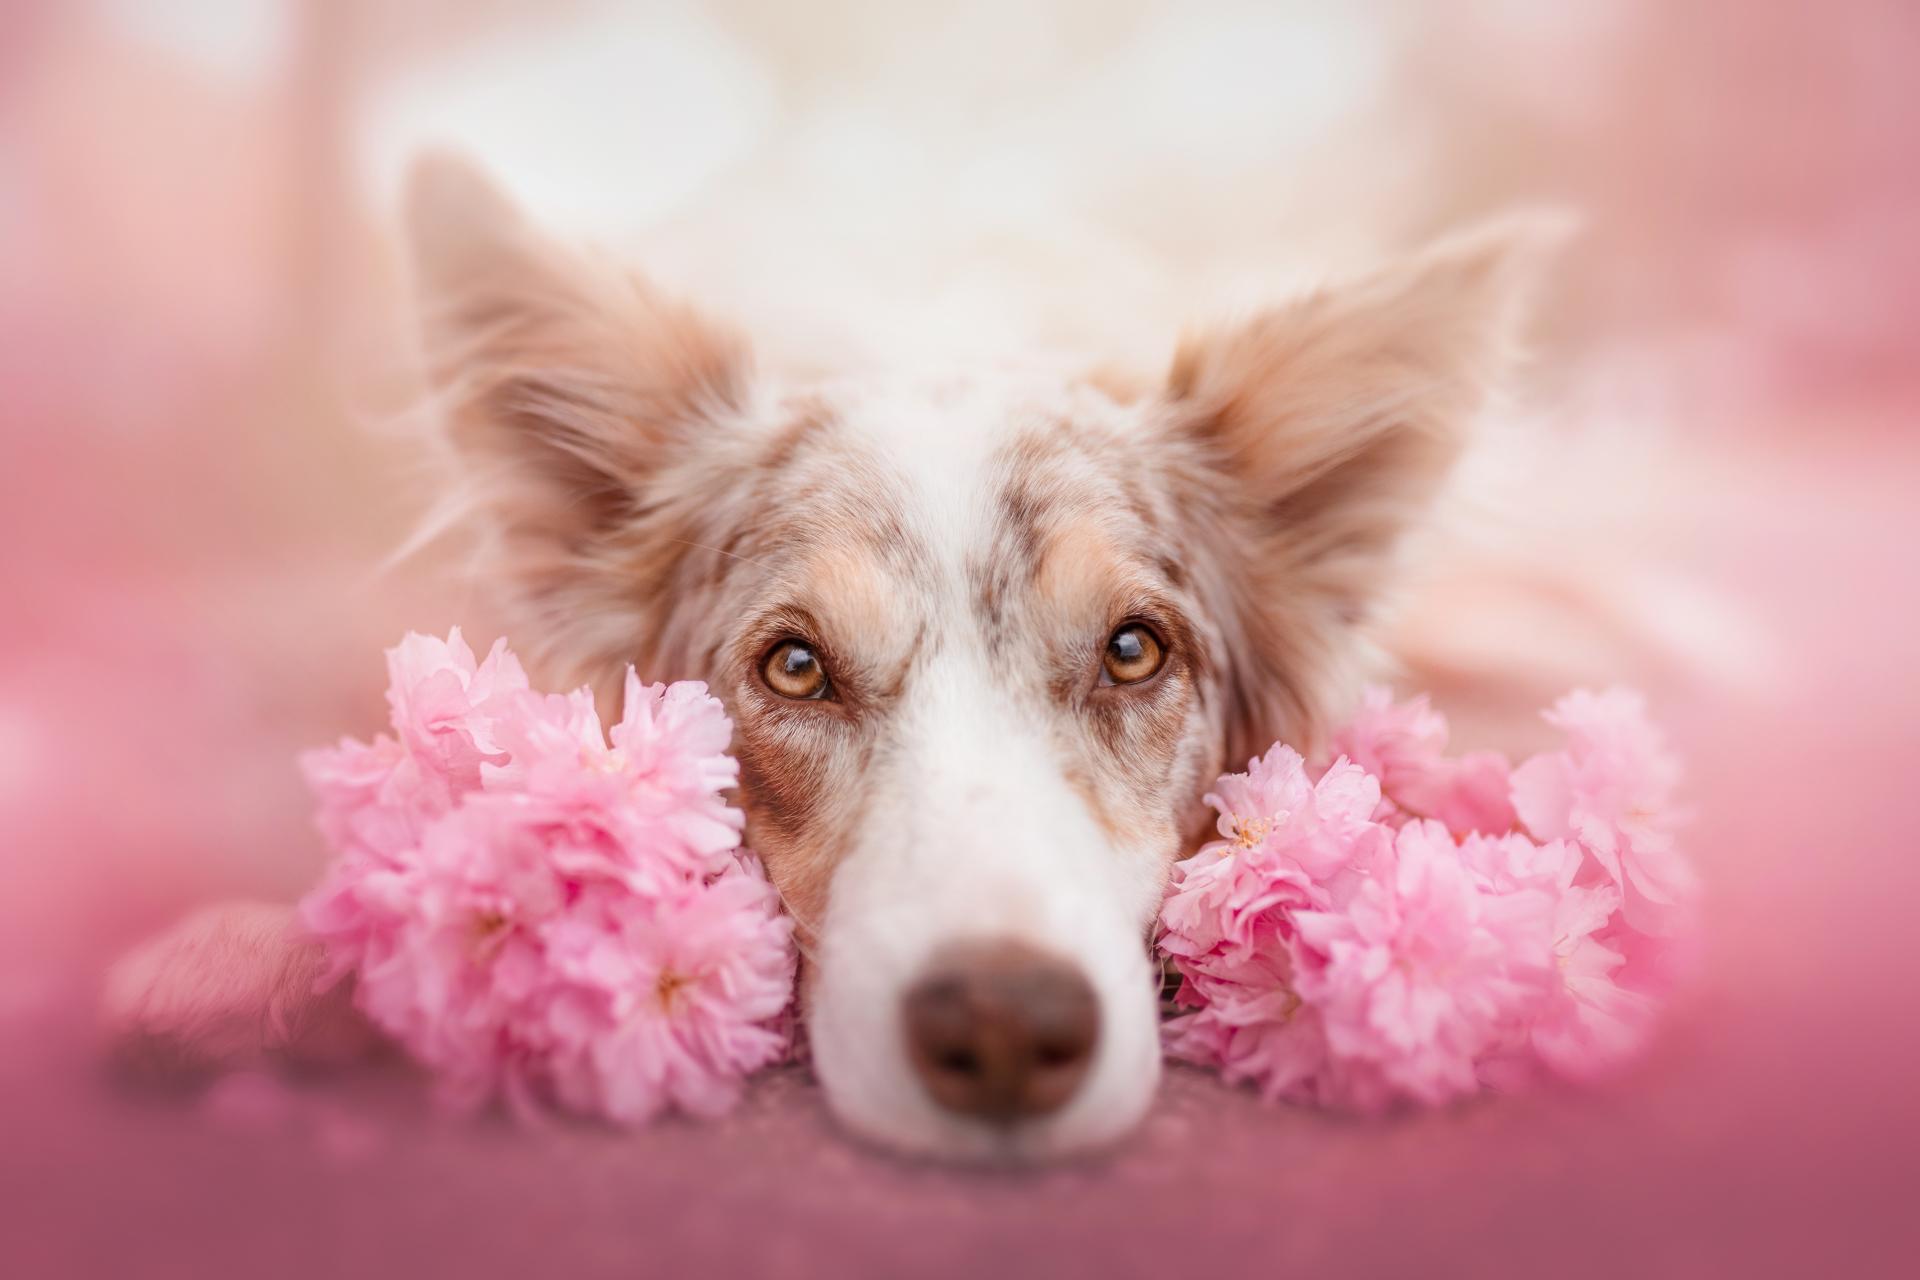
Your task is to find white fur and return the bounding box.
[804,384,1169,1158]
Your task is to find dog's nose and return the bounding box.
[901,940,1100,1124]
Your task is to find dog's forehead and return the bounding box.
[813,374,1153,573]
[736,372,1181,695]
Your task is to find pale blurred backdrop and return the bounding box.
[2,3,1917,1276]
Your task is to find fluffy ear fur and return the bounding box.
[1167,219,1560,761]
[404,151,754,694]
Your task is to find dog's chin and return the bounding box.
[806,952,1165,1164]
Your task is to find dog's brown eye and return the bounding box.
[762,640,831,700]
[1101,624,1165,686]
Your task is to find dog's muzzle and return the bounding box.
[900,938,1101,1124]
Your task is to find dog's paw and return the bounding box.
[102,901,381,1078]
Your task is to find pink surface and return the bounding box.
[4,439,1915,1279]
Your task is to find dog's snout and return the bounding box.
[901,940,1100,1124]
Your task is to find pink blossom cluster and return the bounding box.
[1159,687,1695,1111]
[298,630,795,1124]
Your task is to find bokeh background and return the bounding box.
[2,2,1916,1276]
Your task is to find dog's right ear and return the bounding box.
[402,152,753,689]
[1164,219,1561,760]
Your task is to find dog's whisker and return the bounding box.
[765,879,824,964]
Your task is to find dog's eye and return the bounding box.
[762,640,832,701]
[1100,624,1165,686]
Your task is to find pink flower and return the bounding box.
[1458,832,1653,1083]
[333,797,574,1103]
[1159,748,1393,1103]
[1160,685,1694,1110]
[1330,686,1517,837]
[330,797,793,1120]
[298,630,795,1126]
[300,733,414,864]
[1204,745,1384,886]
[1291,821,1556,1108]
[1529,892,1653,1082]
[489,672,744,883]
[299,629,530,865]
[384,628,528,799]
[1163,955,1335,1106]
[539,859,794,1122]
[1161,748,1385,964]
[1511,688,1696,934]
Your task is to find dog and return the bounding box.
[106,153,1547,1160]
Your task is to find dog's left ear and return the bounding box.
[402,151,756,694]
[1166,218,1563,758]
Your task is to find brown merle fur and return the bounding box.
[406,151,1546,970]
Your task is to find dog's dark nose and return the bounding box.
[901,940,1100,1124]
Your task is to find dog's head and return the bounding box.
[403,155,1543,1159]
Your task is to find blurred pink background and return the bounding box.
[2,2,1916,1276]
